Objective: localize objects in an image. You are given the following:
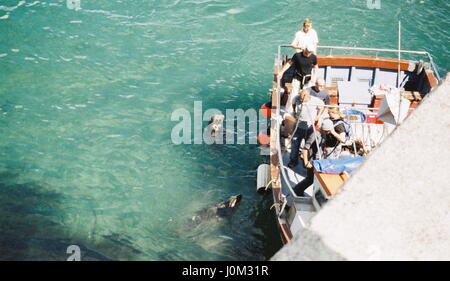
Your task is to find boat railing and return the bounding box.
[277,44,441,81]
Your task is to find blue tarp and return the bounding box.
[312,156,365,174]
[342,109,366,123]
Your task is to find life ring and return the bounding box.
[257,132,270,146]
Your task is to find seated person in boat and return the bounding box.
[279,43,319,113]
[309,78,329,104]
[288,89,324,168]
[293,119,334,197]
[291,18,319,54]
[324,107,348,159]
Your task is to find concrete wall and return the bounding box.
[272,72,450,261]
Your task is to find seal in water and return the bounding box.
[205,114,225,144]
[191,194,242,224]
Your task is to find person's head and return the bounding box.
[315,78,325,91]
[328,107,346,120]
[303,18,313,33]
[299,89,311,102]
[303,43,314,56]
[320,118,333,134]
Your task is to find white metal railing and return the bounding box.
[278,44,441,81]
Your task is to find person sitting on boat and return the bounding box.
[288,89,324,168]
[293,119,334,197]
[279,43,319,114]
[291,18,319,54]
[324,107,348,159]
[308,78,330,125]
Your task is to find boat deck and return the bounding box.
[278,105,315,202]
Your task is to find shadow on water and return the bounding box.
[0,168,143,261]
[253,193,284,260]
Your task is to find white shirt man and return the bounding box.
[291,19,319,54]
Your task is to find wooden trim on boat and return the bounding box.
[280,223,293,243]
[317,54,412,71]
[275,54,440,88]
[270,83,293,244]
[270,84,281,201]
[425,71,438,88]
[314,170,349,197]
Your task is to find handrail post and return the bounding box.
[427,52,441,81]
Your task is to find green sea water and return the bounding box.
[0,0,448,260]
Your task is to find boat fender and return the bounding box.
[256,164,271,194]
[257,132,270,146]
[260,102,272,118]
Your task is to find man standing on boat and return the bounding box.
[291,18,319,54]
[279,43,319,114]
[308,78,330,125]
[288,89,324,168]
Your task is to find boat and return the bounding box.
[257,44,441,244]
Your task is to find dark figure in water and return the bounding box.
[191,194,242,224]
[204,114,225,144]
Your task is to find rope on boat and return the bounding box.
[270,202,281,210]
[265,178,276,191]
[305,104,323,160]
[275,48,299,211]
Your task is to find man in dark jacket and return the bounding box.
[278,43,319,114]
[293,119,333,197]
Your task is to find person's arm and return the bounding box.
[302,148,312,168]
[330,127,346,143]
[292,45,305,52]
[314,99,325,124]
[324,91,330,106]
[302,133,315,168]
[291,33,303,51]
[278,60,293,83]
[311,54,319,82]
[291,44,303,51]
[313,29,319,53]
[315,106,325,123]
[311,63,319,83]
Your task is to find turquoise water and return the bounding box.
[0,0,448,260]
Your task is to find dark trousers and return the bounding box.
[293,167,314,197]
[289,125,313,164]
